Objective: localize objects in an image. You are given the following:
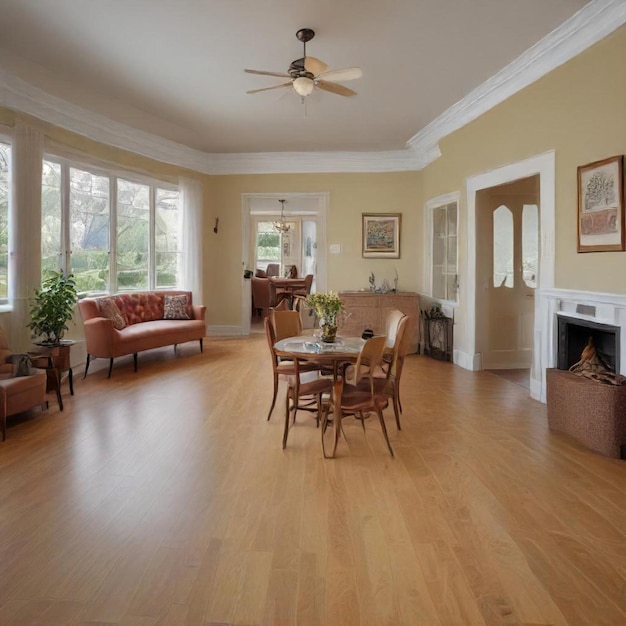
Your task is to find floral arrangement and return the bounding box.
[305,291,344,326]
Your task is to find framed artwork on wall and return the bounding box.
[577,155,624,252]
[362,213,401,258]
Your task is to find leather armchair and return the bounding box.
[0,327,47,441]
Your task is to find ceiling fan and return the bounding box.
[245,28,362,98]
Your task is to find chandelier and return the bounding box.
[273,199,290,233]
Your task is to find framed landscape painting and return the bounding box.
[362,213,401,258]
[577,155,624,252]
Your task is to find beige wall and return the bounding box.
[422,24,626,294]
[209,173,422,325]
[418,24,626,359]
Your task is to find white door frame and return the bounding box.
[241,192,328,335]
[465,151,555,399]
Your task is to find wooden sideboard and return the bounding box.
[339,291,420,353]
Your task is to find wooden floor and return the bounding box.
[1,336,625,625]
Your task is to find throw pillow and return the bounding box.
[255,269,267,278]
[96,297,127,330]
[163,294,191,320]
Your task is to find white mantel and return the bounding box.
[535,287,626,402]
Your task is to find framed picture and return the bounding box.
[362,213,401,258]
[577,155,624,252]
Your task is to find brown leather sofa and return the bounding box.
[78,290,206,378]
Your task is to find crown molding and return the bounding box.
[407,0,626,168]
[0,71,421,174]
[1,0,624,175]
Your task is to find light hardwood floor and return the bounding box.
[1,335,625,625]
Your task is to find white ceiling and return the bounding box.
[0,0,592,155]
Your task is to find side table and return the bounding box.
[29,340,74,410]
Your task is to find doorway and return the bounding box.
[241,193,328,335]
[476,175,539,370]
[465,151,555,401]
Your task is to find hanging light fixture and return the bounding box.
[273,199,291,233]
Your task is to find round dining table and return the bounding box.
[274,334,364,458]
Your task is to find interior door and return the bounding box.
[477,177,539,369]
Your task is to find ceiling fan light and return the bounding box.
[293,76,314,97]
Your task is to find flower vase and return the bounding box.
[321,323,338,343]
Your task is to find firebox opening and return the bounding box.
[556,315,620,373]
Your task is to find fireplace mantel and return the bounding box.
[536,288,626,402]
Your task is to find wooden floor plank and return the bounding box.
[0,336,624,625]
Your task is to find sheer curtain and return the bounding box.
[178,177,203,305]
[10,119,44,351]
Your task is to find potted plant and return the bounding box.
[305,291,344,343]
[28,270,78,345]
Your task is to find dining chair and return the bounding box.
[383,308,406,364]
[271,309,302,342]
[359,314,408,430]
[263,317,318,422]
[283,356,333,449]
[323,335,394,456]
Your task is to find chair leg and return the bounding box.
[267,373,279,421]
[2,415,5,442]
[282,390,291,449]
[199,338,203,353]
[375,406,394,457]
[133,353,138,372]
[393,386,402,430]
[173,344,178,355]
[83,354,91,379]
[69,368,74,395]
[108,358,114,379]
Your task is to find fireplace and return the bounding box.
[556,314,620,372]
[548,312,626,459]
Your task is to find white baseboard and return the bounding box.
[454,350,481,371]
[206,325,246,337]
[529,377,543,403]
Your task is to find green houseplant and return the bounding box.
[305,291,344,343]
[28,270,79,345]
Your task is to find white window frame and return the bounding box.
[0,130,13,307]
[424,191,460,305]
[42,154,180,295]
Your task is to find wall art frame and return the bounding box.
[362,213,401,258]
[577,155,624,252]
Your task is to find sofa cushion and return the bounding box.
[96,297,127,330]
[164,294,191,320]
[117,294,142,325]
[142,292,165,321]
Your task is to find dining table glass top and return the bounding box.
[274,335,364,356]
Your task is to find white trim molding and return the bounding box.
[407,0,626,168]
[537,287,626,402]
[465,151,555,403]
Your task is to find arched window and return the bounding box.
[493,205,514,288]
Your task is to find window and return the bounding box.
[0,141,10,302]
[522,204,539,288]
[42,158,180,294]
[255,221,281,272]
[427,196,458,303]
[493,205,514,288]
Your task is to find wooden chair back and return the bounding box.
[271,310,302,342]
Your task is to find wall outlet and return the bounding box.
[329,244,341,254]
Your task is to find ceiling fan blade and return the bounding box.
[316,80,357,97]
[245,69,291,78]
[317,67,363,83]
[304,56,328,76]
[247,82,292,94]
